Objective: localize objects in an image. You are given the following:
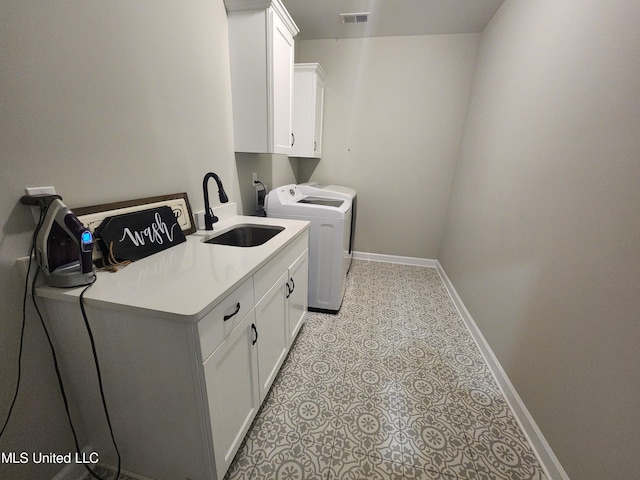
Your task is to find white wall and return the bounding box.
[440,1,640,478]
[0,1,237,478]
[297,34,479,258]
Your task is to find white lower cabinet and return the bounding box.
[255,271,290,401]
[288,250,308,343]
[204,309,259,479]
[41,229,309,480]
[203,234,308,478]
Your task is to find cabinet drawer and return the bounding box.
[254,231,308,302]
[199,277,254,361]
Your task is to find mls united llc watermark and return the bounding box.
[2,451,99,464]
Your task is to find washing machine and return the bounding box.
[266,184,353,313]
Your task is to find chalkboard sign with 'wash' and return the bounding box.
[95,206,186,263]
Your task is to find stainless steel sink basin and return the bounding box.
[203,224,284,247]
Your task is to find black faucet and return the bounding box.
[203,172,229,230]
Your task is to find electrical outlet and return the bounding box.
[24,186,57,225]
[25,186,56,196]
[252,172,258,184]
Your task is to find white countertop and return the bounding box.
[36,215,309,322]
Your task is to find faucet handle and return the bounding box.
[204,208,219,230]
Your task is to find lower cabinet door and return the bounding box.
[288,250,308,345]
[203,310,259,479]
[255,270,289,403]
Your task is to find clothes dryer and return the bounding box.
[297,182,357,273]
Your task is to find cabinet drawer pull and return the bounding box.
[251,323,258,345]
[223,302,241,321]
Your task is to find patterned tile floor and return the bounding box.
[225,260,547,480]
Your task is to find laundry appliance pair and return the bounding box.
[265,183,356,313]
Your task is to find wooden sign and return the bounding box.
[74,192,196,236]
[95,206,186,262]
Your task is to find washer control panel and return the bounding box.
[275,184,305,204]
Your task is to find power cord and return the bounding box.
[253,179,267,193]
[26,210,111,479]
[79,279,122,480]
[30,267,106,480]
[254,180,267,217]
[2,201,121,480]
[0,204,45,438]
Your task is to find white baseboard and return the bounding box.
[352,251,569,480]
[51,463,85,480]
[435,261,570,480]
[51,456,155,480]
[50,445,94,480]
[352,251,438,267]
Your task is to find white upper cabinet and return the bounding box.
[225,0,298,154]
[291,63,327,158]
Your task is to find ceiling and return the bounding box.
[280,0,505,40]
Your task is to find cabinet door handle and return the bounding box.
[291,133,295,146]
[223,302,241,322]
[314,141,317,152]
[251,323,258,345]
[285,278,295,298]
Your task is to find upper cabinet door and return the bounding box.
[290,63,327,158]
[313,73,325,156]
[225,0,299,154]
[270,11,296,155]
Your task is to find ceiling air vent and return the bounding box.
[340,12,370,24]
